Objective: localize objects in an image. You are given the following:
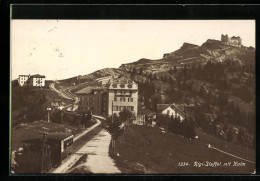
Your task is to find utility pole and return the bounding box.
[111,100,115,155]
[247,118,249,159]
[41,132,47,173]
[47,108,51,123]
[112,100,114,124]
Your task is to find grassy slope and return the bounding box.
[12,88,73,119]
[114,125,255,174]
[11,120,66,151]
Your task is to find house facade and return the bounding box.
[18,75,30,86]
[75,87,108,116]
[157,103,186,121]
[107,80,138,117]
[75,78,138,117]
[32,74,46,87]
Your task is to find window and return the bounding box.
[114,97,117,101]
[123,98,126,102]
[120,98,122,102]
[130,90,132,94]
[167,110,170,115]
[113,106,118,111]
[130,106,134,111]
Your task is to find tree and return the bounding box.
[237,128,245,144]
[119,109,133,125]
[223,122,229,132]
[86,110,92,121]
[81,112,86,127]
[227,129,234,142]
[84,110,92,128]
[174,65,177,73]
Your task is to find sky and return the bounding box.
[11,20,255,80]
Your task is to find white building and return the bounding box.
[18,74,46,87]
[32,74,46,87]
[157,103,186,121]
[107,79,138,117]
[18,75,30,86]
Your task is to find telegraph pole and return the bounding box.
[47,108,51,123]
[41,132,47,173]
[112,100,114,124]
[247,117,249,159]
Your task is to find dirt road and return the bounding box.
[68,129,121,174]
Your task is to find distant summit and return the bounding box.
[180,42,199,50]
[119,36,255,74]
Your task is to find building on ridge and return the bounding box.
[221,34,242,47]
[18,74,46,87]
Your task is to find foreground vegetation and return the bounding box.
[112,125,255,174]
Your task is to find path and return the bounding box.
[49,83,73,100]
[68,129,121,174]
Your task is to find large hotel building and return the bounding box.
[107,80,138,117]
[75,79,138,117]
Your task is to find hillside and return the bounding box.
[120,39,255,73]
[113,125,255,174]
[58,38,255,140]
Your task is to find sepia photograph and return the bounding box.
[10,20,255,174]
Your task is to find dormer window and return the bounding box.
[112,84,117,88]
[120,84,125,88]
[128,84,133,88]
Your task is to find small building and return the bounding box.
[18,75,30,86]
[157,103,186,121]
[32,74,46,87]
[18,74,46,87]
[22,132,73,172]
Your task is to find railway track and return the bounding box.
[49,120,103,173]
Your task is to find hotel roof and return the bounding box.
[138,104,155,115]
[22,132,73,142]
[32,74,46,78]
[75,86,106,95]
